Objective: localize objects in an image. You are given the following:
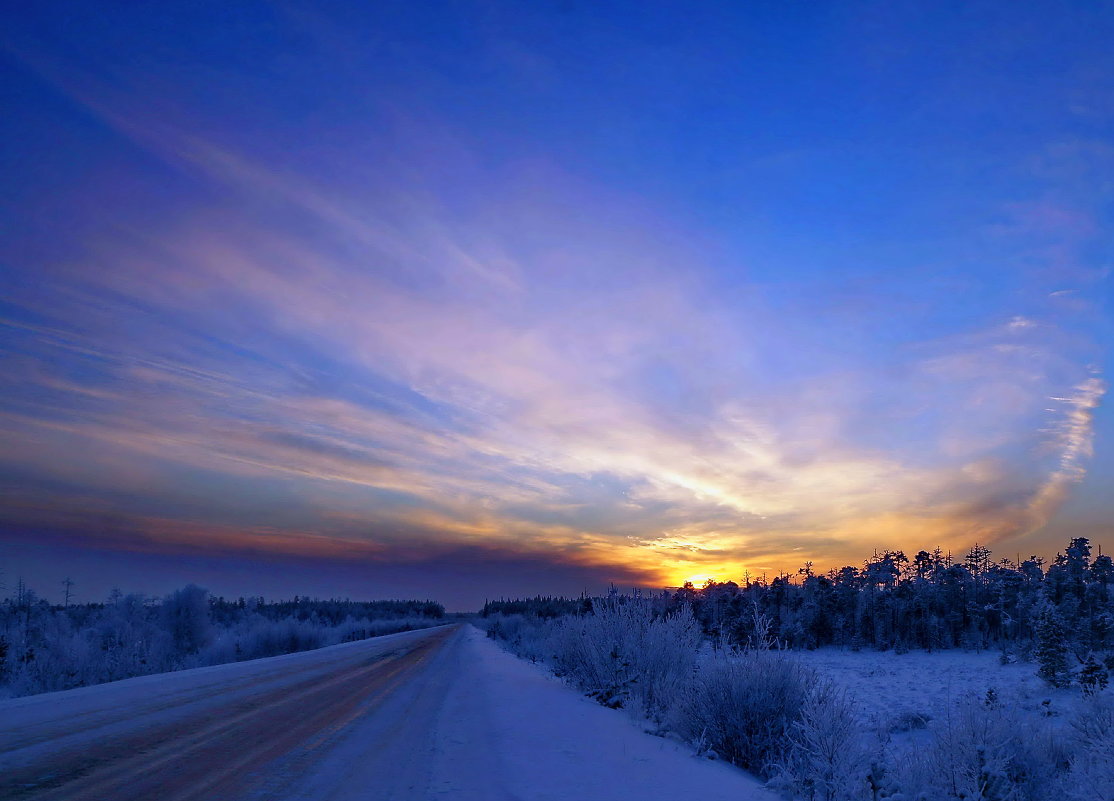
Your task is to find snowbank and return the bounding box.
[427,625,778,801]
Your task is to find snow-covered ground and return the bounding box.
[0,624,777,800]
[793,647,1083,743]
[466,625,779,800]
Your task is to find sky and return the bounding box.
[0,1,1111,610]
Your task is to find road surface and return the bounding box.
[0,626,460,800]
[0,624,775,801]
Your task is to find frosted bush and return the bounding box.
[548,599,701,718]
[1,589,445,696]
[769,682,877,801]
[333,615,439,642]
[1059,696,1114,801]
[196,614,442,667]
[476,614,554,663]
[890,696,1063,801]
[196,617,323,663]
[672,648,811,776]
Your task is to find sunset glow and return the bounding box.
[1,2,1111,609]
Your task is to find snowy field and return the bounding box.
[794,647,1083,735]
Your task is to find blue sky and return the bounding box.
[1,1,1111,608]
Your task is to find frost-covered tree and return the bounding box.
[161,584,212,656]
[1079,654,1108,696]
[1034,603,1071,688]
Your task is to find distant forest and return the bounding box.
[0,583,445,697]
[484,537,1113,682]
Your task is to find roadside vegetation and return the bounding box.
[0,582,445,697]
[480,536,1114,800]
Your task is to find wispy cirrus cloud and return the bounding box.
[1,180,1103,585]
[1025,375,1106,524]
[0,34,1108,593]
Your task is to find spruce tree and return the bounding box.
[1079,653,1108,696]
[1035,604,1071,688]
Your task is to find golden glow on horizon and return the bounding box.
[681,574,717,588]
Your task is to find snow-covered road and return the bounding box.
[0,625,774,800]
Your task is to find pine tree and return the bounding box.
[1079,653,1108,696]
[1035,604,1071,688]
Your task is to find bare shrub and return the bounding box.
[887,709,931,733]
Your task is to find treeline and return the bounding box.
[0,582,445,697]
[484,538,1113,663]
[481,595,590,619]
[210,596,445,626]
[670,538,1109,665]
